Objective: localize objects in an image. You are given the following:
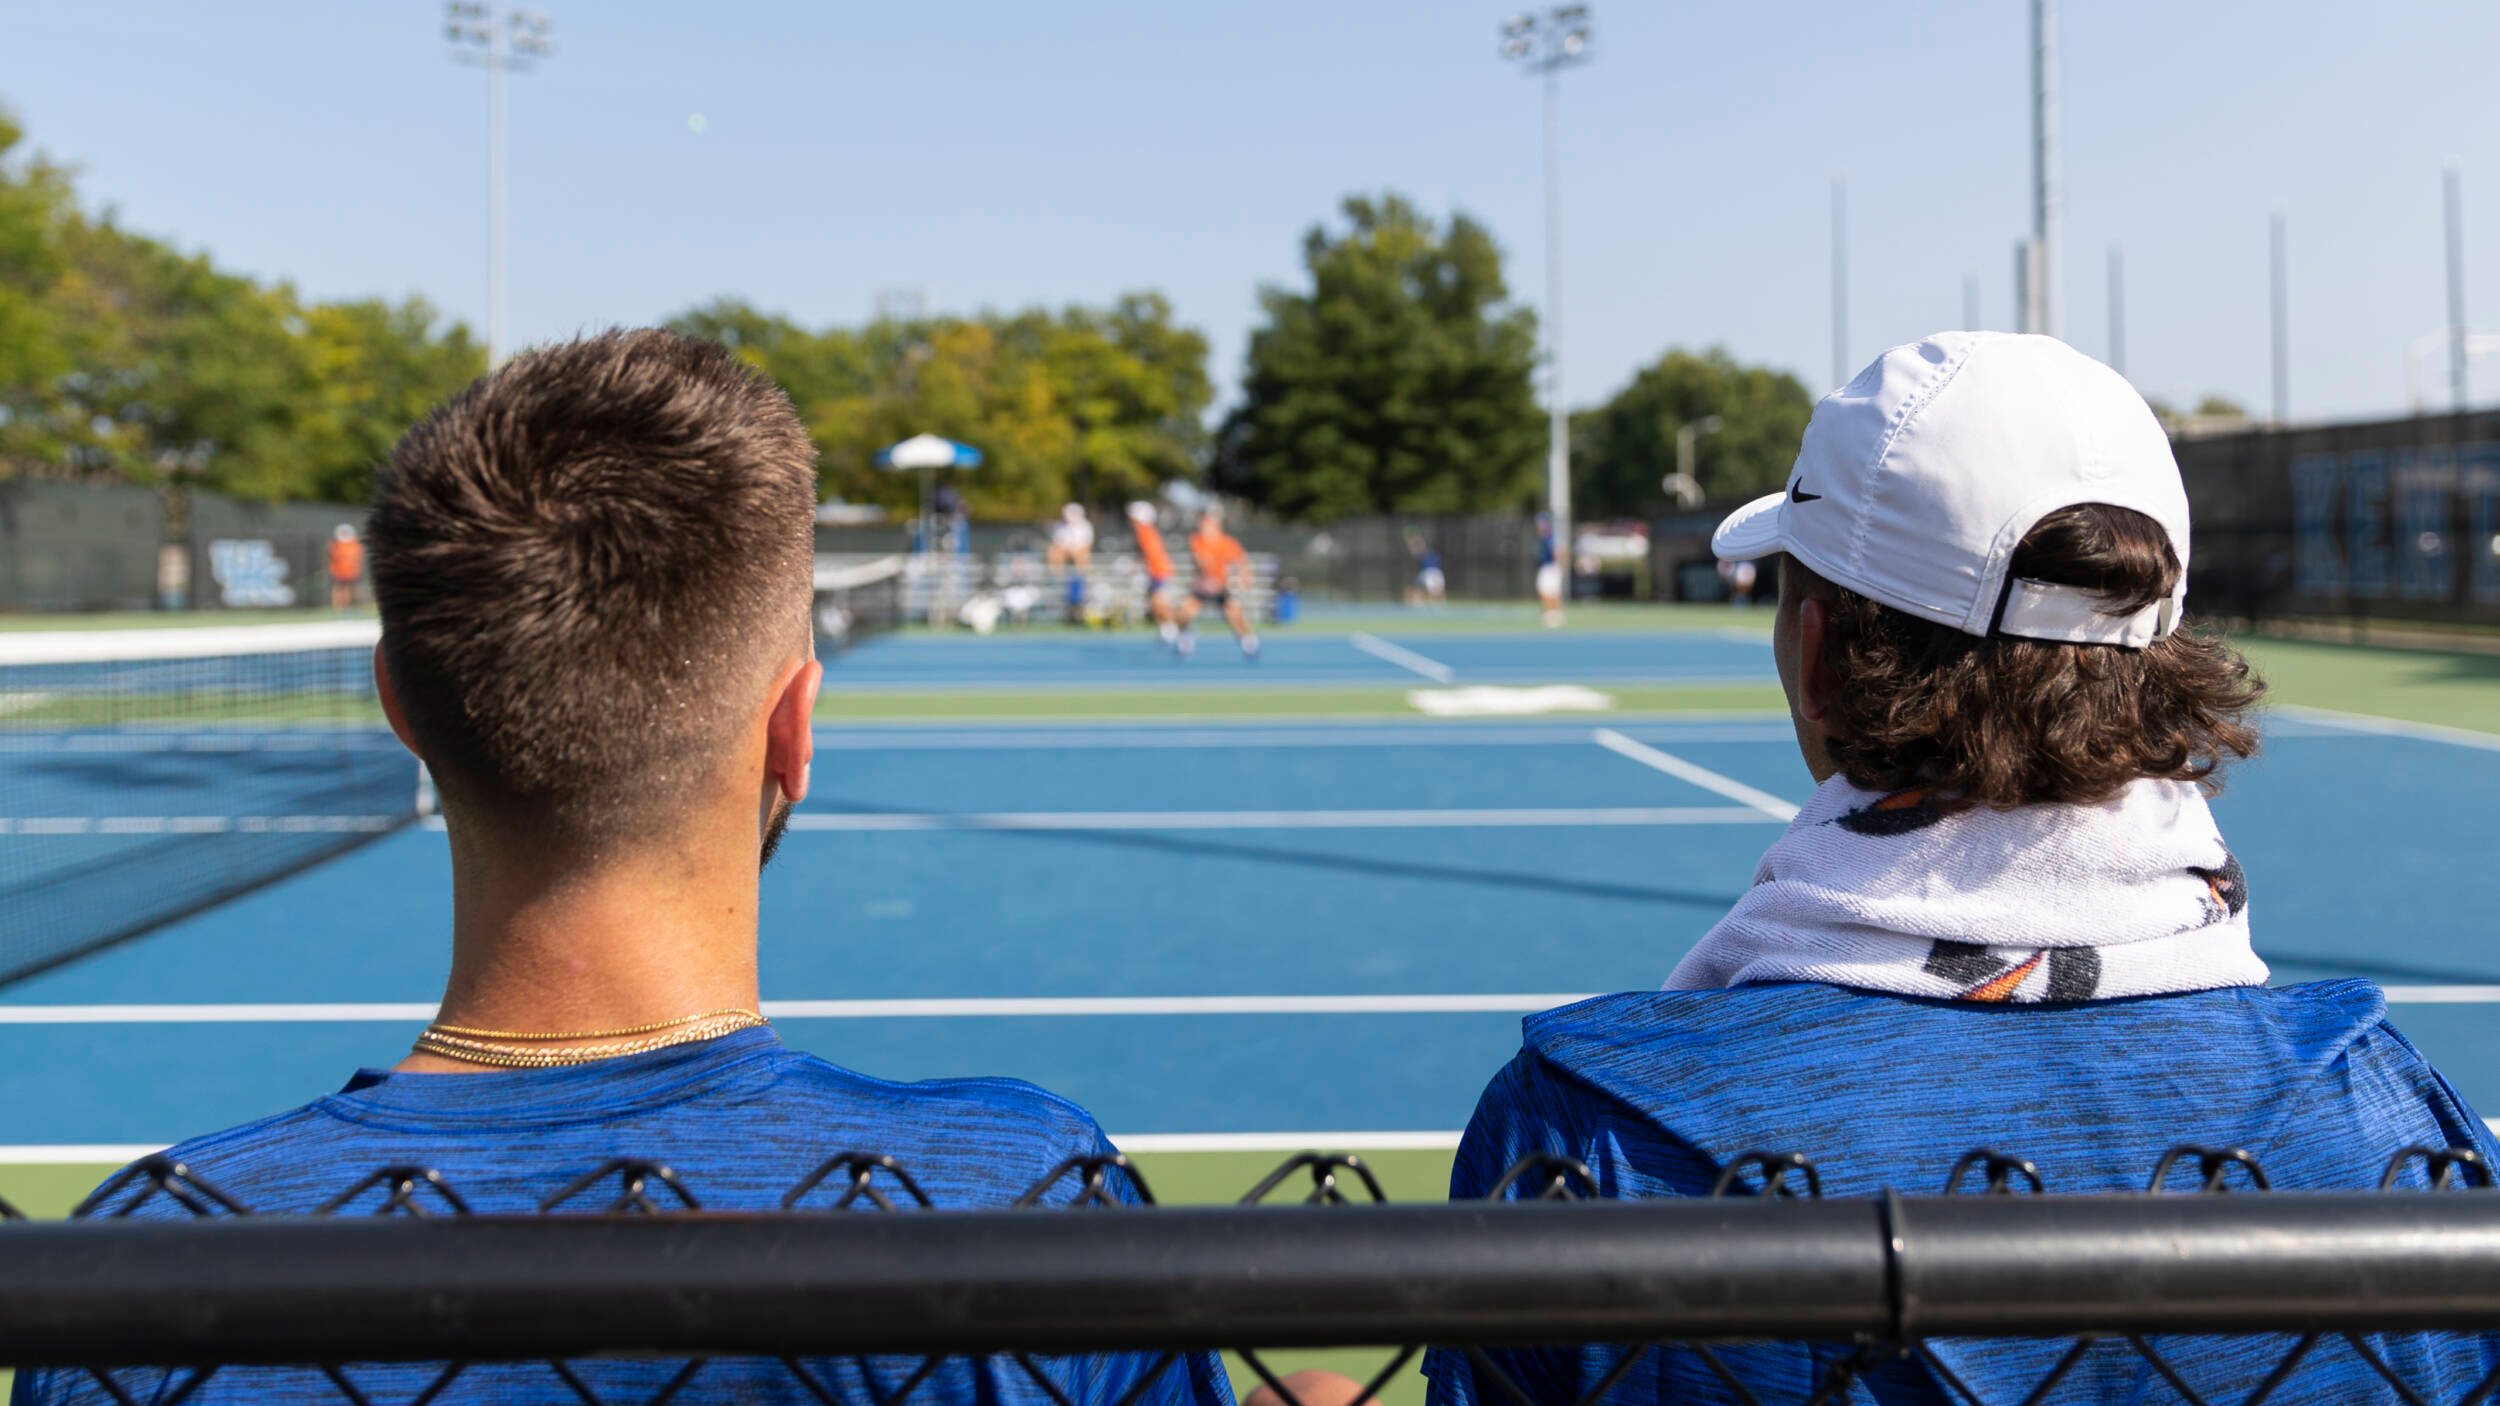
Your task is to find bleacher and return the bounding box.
[853,551,1284,632]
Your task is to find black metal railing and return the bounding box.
[7,1145,2500,1405]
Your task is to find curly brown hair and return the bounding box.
[1791,504,2264,812]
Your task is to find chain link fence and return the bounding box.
[2174,411,2500,629]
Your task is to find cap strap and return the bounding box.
[1997,578,2183,648]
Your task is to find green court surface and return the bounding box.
[2233,636,2500,735]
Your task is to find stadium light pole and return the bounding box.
[2029,0,2061,340]
[1675,416,1723,491]
[2107,243,2125,377]
[1501,7,1591,594]
[445,3,554,368]
[2446,163,2470,411]
[1830,180,1849,387]
[2270,210,2290,426]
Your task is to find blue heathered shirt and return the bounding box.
[14,1028,1233,1406]
[1424,981,2500,1406]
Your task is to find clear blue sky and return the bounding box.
[4,0,2495,423]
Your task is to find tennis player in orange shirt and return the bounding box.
[1176,505,1258,661]
[1126,501,1182,647]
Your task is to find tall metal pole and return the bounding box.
[2107,244,2125,377]
[447,4,550,370]
[2447,163,2470,411]
[1830,181,1848,386]
[1502,10,1589,608]
[1543,66,1568,564]
[2270,211,2290,426]
[488,19,508,369]
[2030,0,2061,340]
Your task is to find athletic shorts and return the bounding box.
[1195,588,1231,608]
[1535,562,1563,598]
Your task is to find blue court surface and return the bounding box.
[4,625,2500,1153]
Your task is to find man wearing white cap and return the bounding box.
[1424,334,2500,1404]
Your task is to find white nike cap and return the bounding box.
[1713,331,2188,647]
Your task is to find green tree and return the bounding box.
[0,108,80,479]
[667,294,1210,520]
[1570,347,1815,516]
[0,105,483,502]
[294,297,486,502]
[1216,193,1542,521]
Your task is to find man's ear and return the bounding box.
[372,643,423,757]
[766,656,823,805]
[1793,596,1842,728]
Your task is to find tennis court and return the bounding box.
[4,612,2500,1206]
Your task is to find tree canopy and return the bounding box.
[668,291,1210,518]
[1215,193,1543,522]
[0,108,483,504]
[4,99,1831,528]
[1570,347,1816,516]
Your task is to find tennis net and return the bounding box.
[0,620,421,986]
[814,554,908,650]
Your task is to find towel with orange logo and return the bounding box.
[1665,776,2264,1003]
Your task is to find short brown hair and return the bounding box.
[1790,504,2263,811]
[367,329,818,847]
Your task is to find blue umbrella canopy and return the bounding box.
[875,433,984,470]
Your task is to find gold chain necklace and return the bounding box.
[411,1008,768,1070]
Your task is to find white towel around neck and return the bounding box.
[1665,775,2267,1003]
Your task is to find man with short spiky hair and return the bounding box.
[17,331,1231,1406]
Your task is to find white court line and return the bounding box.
[775,806,1772,833]
[0,619,380,667]
[16,1121,2500,1163]
[0,1003,440,1023]
[1592,728,1801,822]
[0,815,402,836]
[0,1145,166,1165]
[0,995,1599,1024]
[0,1138,1469,1164]
[763,994,1595,1018]
[2271,704,2500,753]
[9,986,2496,1026]
[1348,632,1457,683]
[806,724,1799,750]
[1114,1131,1464,1153]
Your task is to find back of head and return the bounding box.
[1715,332,2264,811]
[1789,509,2261,809]
[367,329,818,851]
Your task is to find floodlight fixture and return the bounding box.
[442,3,557,368]
[510,8,554,57]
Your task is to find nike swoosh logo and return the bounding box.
[1789,482,1823,503]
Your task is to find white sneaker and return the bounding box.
[1240,634,1260,659]
[1158,620,1179,646]
[1176,630,1196,658]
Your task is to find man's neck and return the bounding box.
[401,817,764,1073]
